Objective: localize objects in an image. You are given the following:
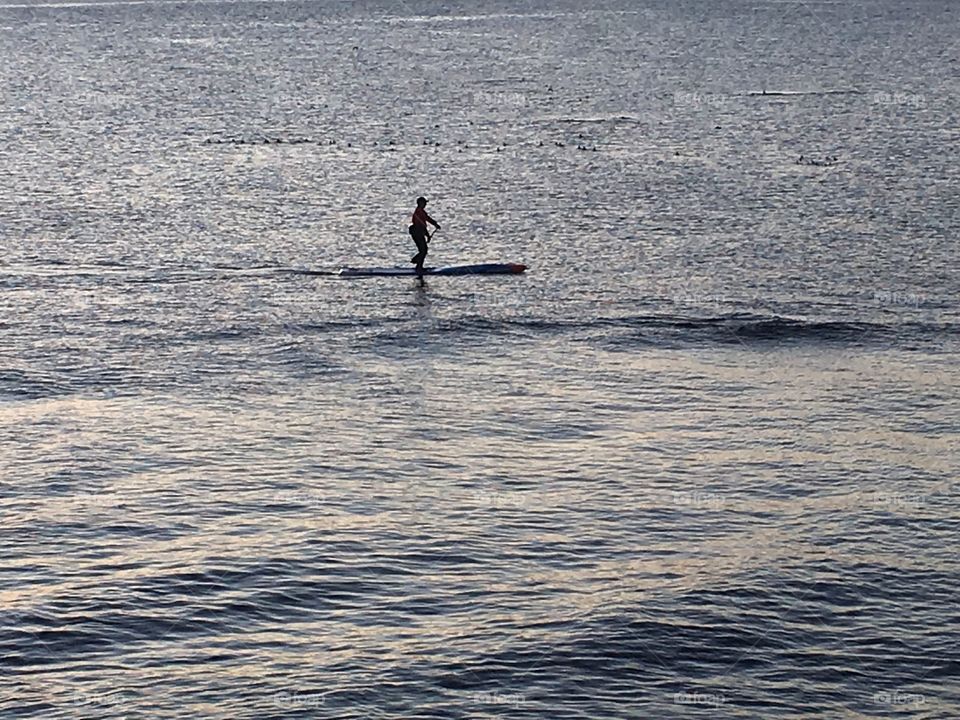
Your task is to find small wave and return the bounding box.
[723,317,880,342]
[543,114,643,124]
[412,314,956,348]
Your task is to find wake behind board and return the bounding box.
[337,263,526,278]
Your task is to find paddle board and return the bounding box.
[337,263,526,278]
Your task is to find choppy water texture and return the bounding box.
[2,0,959,717]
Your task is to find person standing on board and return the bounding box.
[409,196,441,274]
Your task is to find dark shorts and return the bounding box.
[409,224,428,243]
[410,225,428,253]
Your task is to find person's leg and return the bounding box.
[414,235,428,273]
[409,225,420,264]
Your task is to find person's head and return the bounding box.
[416,196,427,207]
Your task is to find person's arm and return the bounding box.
[425,213,440,230]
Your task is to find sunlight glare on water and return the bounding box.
[1,0,958,717]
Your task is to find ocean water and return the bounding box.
[1,0,959,717]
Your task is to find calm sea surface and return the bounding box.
[1,0,958,717]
